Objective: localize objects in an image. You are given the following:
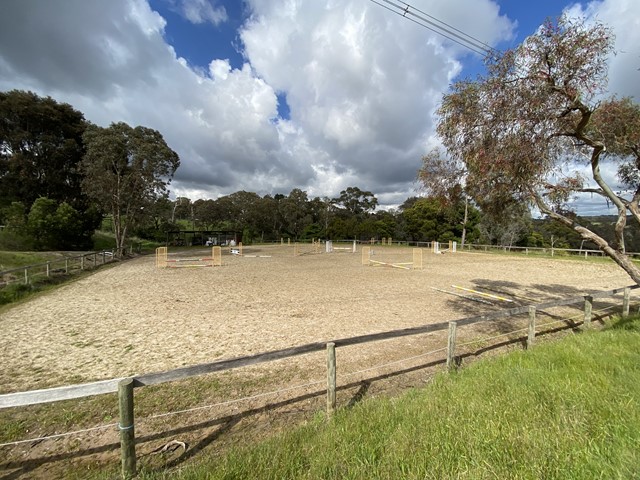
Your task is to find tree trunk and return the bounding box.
[461,197,468,248]
[535,194,640,285]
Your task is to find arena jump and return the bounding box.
[325,240,356,253]
[433,241,457,254]
[361,246,423,270]
[294,240,322,256]
[156,246,222,268]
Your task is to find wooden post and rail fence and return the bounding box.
[0,285,636,478]
[0,250,116,288]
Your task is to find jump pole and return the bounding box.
[328,240,356,253]
[451,285,513,302]
[365,248,423,270]
[431,287,493,305]
[157,246,222,268]
[369,259,411,270]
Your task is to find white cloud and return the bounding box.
[0,0,515,205]
[565,0,640,100]
[241,0,514,198]
[176,0,227,25]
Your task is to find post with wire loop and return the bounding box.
[583,295,593,330]
[527,306,536,350]
[118,378,136,479]
[623,287,630,318]
[447,321,457,370]
[326,342,336,416]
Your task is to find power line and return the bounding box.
[368,0,496,57]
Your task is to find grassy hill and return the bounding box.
[132,316,640,480]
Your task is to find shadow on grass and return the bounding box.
[606,314,640,331]
[0,310,620,480]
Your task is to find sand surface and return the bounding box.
[0,245,631,394]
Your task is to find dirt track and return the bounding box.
[0,245,631,394]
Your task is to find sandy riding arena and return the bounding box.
[0,245,632,395]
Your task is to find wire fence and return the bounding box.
[0,298,628,450]
[0,284,635,480]
[0,250,116,289]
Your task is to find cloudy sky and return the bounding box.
[1,0,638,212]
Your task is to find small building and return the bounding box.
[166,230,239,247]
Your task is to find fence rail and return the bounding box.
[345,238,640,259]
[1,284,635,410]
[1,283,636,478]
[0,250,115,288]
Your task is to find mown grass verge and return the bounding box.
[0,251,63,271]
[132,316,640,480]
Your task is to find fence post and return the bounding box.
[447,321,457,370]
[24,268,28,285]
[118,378,136,479]
[46,262,50,277]
[65,259,69,274]
[583,295,593,329]
[81,255,85,271]
[527,306,536,349]
[326,342,336,416]
[102,252,106,264]
[623,288,630,318]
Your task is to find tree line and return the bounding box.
[0,90,179,255]
[1,86,637,256]
[420,15,640,284]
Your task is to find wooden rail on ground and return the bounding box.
[0,284,635,477]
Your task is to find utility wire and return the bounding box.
[368,0,495,57]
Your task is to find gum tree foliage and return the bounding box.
[417,148,473,246]
[0,90,89,210]
[27,197,84,250]
[435,15,640,283]
[81,122,179,256]
[281,188,311,240]
[334,186,378,217]
[401,196,480,243]
[0,91,101,247]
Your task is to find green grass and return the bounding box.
[134,316,640,480]
[0,251,62,271]
[91,231,117,251]
[92,230,162,253]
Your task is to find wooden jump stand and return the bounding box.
[155,246,222,268]
[362,246,423,270]
[325,240,356,253]
[433,241,457,254]
[294,239,321,256]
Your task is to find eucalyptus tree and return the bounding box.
[0,90,89,210]
[81,122,180,256]
[334,186,378,218]
[436,15,640,283]
[280,188,311,240]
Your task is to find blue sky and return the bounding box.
[1,0,638,214]
[148,0,574,120]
